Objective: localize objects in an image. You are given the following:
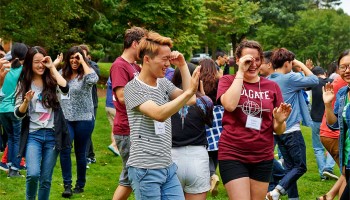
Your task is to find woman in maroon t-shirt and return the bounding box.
[216,40,291,200]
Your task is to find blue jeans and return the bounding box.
[128,163,185,200]
[60,120,94,188]
[25,129,58,200]
[0,112,22,170]
[274,131,307,199]
[311,121,335,177]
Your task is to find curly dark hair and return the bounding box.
[62,46,88,81]
[17,46,60,110]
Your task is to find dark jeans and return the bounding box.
[85,107,97,159]
[0,112,22,170]
[274,131,307,199]
[268,159,286,191]
[60,120,94,188]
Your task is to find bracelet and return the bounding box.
[235,77,243,79]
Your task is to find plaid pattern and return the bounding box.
[206,105,224,151]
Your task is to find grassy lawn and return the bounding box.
[0,62,342,199]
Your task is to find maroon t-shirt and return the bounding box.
[110,57,141,135]
[216,75,283,163]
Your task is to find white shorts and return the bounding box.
[171,145,210,194]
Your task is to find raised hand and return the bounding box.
[24,90,35,102]
[189,66,201,95]
[169,51,186,68]
[273,103,292,124]
[41,56,54,69]
[238,54,254,73]
[53,52,63,68]
[73,52,85,64]
[305,59,314,69]
[322,82,334,104]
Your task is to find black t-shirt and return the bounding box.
[311,77,333,122]
[171,97,212,147]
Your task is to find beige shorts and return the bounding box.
[171,145,210,194]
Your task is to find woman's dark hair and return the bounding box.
[11,42,28,69]
[62,46,89,81]
[199,58,219,103]
[172,62,213,126]
[17,46,60,110]
[337,49,350,66]
[327,61,338,77]
[235,40,263,62]
[271,48,295,69]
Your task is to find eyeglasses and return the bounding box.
[339,64,350,72]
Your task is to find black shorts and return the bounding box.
[219,159,273,185]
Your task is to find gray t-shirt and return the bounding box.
[124,77,176,169]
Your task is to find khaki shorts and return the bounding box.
[321,136,339,166]
[171,146,210,194]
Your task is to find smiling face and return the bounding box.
[69,53,80,71]
[339,54,350,84]
[147,45,171,79]
[239,48,262,81]
[32,53,45,76]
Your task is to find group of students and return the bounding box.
[0,26,349,200]
[0,44,98,199]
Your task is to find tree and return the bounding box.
[0,0,89,55]
[111,0,207,58]
[312,0,342,8]
[255,9,350,68]
[203,0,260,57]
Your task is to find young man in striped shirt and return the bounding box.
[124,31,200,200]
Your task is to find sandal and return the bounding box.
[316,194,327,200]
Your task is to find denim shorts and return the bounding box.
[114,135,130,186]
[128,163,184,200]
[171,146,210,193]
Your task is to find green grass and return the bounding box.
[0,99,341,199]
[0,63,342,199]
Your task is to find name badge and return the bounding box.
[154,120,166,135]
[61,93,70,100]
[245,115,262,131]
[35,101,48,113]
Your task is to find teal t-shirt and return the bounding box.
[0,65,23,113]
[342,96,350,166]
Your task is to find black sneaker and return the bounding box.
[73,186,84,194]
[322,170,338,180]
[0,162,8,172]
[7,169,24,178]
[62,184,73,198]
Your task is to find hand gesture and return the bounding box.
[189,66,201,95]
[199,80,205,95]
[273,103,292,124]
[237,54,254,73]
[41,56,53,69]
[305,59,314,69]
[169,51,186,68]
[73,52,85,64]
[53,53,63,68]
[24,90,35,102]
[322,82,334,104]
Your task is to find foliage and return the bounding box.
[203,0,260,56]
[255,9,350,68]
[111,0,207,58]
[0,0,88,55]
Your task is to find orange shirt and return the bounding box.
[320,76,347,138]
